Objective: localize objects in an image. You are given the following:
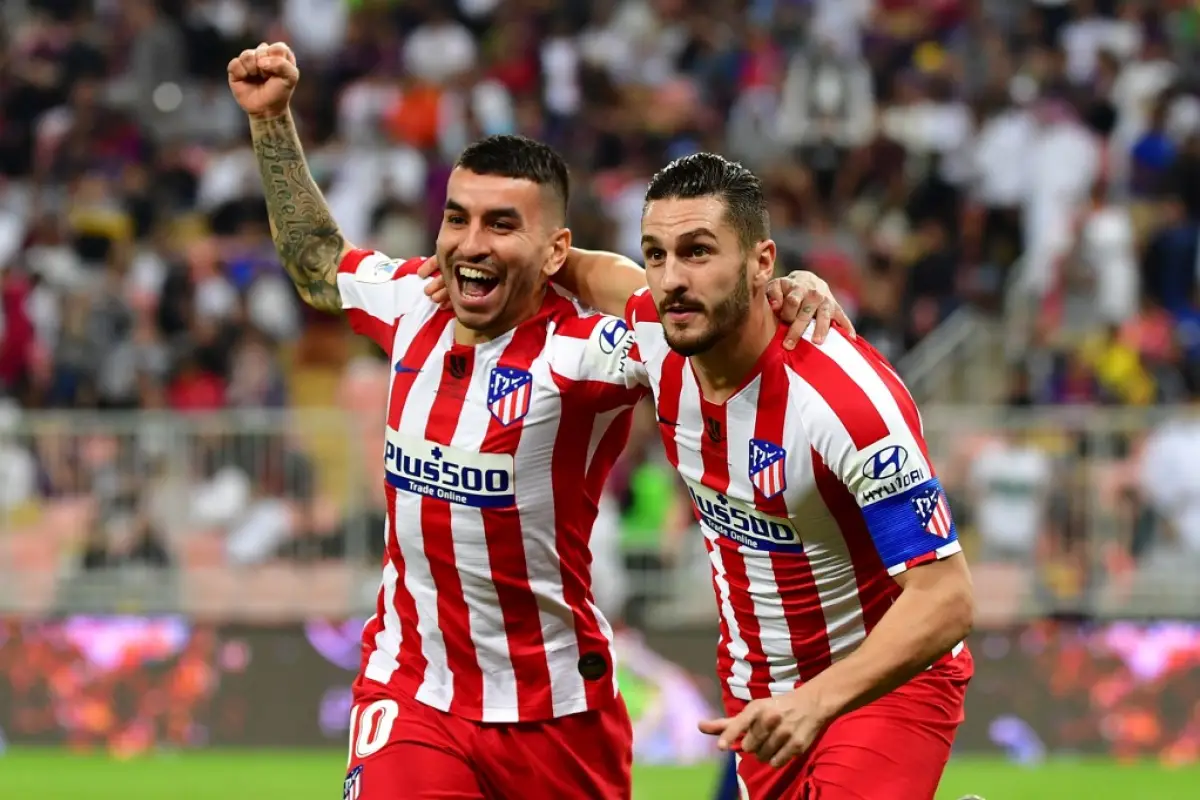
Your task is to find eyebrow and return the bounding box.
[444,199,523,220]
[640,227,719,247]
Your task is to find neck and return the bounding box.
[690,300,778,403]
[453,285,547,346]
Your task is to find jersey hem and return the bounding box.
[356,672,619,723]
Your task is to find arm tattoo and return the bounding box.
[250,113,346,314]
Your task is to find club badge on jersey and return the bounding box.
[911,486,954,538]
[487,367,533,426]
[748,439,787,499]
[344,765,363,800]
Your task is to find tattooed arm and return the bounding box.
[249,112,349,314]
[229,42,351,313]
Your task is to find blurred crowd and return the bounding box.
[4,0,1200,620]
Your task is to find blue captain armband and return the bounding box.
[859,477,960,576]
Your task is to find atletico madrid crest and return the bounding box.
[344,765,363,800]
[487,367,533,426]
[911,487,953,538]
[748,438,787,499]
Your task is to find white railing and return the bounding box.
[3,406,1200,622]
[895,306,1002,404]
[1002,255,1040,361]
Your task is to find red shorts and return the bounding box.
[344,689,632,800]
[735,656,971,800]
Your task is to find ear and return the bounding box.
[543,226,572,279]
[751,239,776,289]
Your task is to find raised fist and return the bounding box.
[227,42,299,119]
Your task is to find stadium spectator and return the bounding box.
[968,430,1054,563]
[3,0,1200,638]
[1140,401,1200,556]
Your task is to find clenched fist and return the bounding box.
[227,42,299,119]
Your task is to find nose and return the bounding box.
[659,254,687,295]
[457,222,490,262]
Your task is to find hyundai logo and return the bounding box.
[862,445,909,480]
[598,318,628,354]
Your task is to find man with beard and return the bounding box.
[548,153,976,799]
[229,43,847,799]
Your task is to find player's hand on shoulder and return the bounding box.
[419,257,451,309]
[227,42,299,118]
[767,270,857,349]
[699,687,831,768]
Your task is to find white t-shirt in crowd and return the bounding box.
[970,441,1052,555]
[1141,419,1200,554]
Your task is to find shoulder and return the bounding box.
[550,306,637,380]
[783,327,896,387]
[781,329,911,446]
[625,287,659,326]
[338,250,429,285]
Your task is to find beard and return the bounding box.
[659,262,751,356]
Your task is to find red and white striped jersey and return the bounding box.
[617,289,971,707]
[337,250,646,722]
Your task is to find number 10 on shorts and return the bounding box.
[348,699,400,764]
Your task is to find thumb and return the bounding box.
[698,717,731,735]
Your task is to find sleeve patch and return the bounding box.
[847,438,929,506]
[859,477,957,571]
[340,250,425,284]
[580,315,637,379]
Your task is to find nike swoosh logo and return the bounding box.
[395,364,421,374]
[657,416,677,427]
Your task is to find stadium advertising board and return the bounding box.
[2,618,1199,763]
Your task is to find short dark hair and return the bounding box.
[644,153,769,249]
[455,135,570,220]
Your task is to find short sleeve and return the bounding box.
[550,312,649,409]
[789,331,961,576]
[615,288,655,390]
[336,250,430,356]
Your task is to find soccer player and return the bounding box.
[551,153,976,799]
[228,43,847,799]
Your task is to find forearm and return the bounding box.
[250,112,349,313]
[556,248,647,316]
[805,560,973,720]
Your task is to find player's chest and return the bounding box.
[658,382,821,554]
[665,418,813,512]
[386,327,561,450]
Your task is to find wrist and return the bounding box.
[801,671,851,724]
[249,108,292,124]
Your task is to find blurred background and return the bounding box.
[5,0,1200,797]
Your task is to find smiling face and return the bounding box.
[640,195,774,356]
[435,167,570,338]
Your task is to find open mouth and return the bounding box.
[455,265,500,301]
